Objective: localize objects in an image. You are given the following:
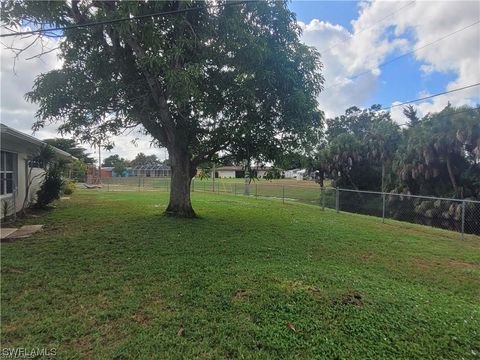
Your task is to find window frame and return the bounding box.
[1,151,16,196]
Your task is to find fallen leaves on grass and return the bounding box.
[177,326,185,337]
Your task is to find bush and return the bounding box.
[63,180,76,195]
[35,166,64,209]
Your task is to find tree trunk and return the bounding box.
[165,146,196,218]
[446,154,458,194]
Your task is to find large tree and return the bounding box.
[2,0,323,217]
[395,105,480,198]
[316,105,400,191]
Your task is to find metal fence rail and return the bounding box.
[98,177,480,238]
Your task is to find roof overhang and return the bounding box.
[0,124,76,160]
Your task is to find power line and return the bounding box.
[0,1,254,38]
[320,1,415,54]
[380,82,480,111]
[327,19,480,89]
[395,106,480,127]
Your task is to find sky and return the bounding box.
[1,0,479,162]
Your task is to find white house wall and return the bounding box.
[1,141,45,218]
[217,170,236,178]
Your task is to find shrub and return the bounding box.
[63,180,76,195]
[35,165,64,209]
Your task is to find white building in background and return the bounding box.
[215,166,242,179]
[215,165,272,179]
[1,124,74,218]
[295,169,307,181]
[284,168,307,180]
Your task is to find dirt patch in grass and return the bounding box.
[307,287,323,299]
[335,289,363,307]
[446,260,480,270]
[360,253,375,262]
[1,267,26,274]
[233,289,250,301]
[131,311,151,325]
[411,256,480,271]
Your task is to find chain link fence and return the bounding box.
[96,177,480,238]
[328,188,480,238]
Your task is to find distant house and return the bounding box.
[128,164,171,177]
[101,167,113,178]
[1,124,74,218]
[216,166,243,178]
[284,168,301,178]
[215,165,271,179]
[284,168,306,180]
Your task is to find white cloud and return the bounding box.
[299,0,480,122]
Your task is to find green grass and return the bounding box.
[1,191,479,359]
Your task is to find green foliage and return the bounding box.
[315,106,400,190]
[112,159,128,177]
[102,154,123,167]
[62,180,76,195]
[196,166,211,180]
[14,0,323,156]
[395,105,480,198]
[265,166,284,180]
[130,153,159,167]
[43,138,95,164]
[67,159,87,182]
[35,164,64,209]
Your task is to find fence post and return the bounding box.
[282,185,285,204]
[335,187,339,213]
[204,181,206,192]
[234,183,236,196]
[382,192,386,224]
[255,183,258,198]
[461,200,465,240]
[138,177,141,191]
[192,178,194,192]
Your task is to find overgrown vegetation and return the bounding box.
[311,104,479,199]
[34,163,64,209]
[1,191,478,358]
[62,180,76,195]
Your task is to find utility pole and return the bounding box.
[98,143,102,184]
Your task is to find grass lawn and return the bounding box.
[1,191,479,359]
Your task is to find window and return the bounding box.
[0,151,15,195]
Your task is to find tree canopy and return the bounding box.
[313,104,480,199]
[3,0,324,217]
[43,138,95,164]
[130,153,160,167]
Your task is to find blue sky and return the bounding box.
[290,1,359,31]
[289,0,480,120]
